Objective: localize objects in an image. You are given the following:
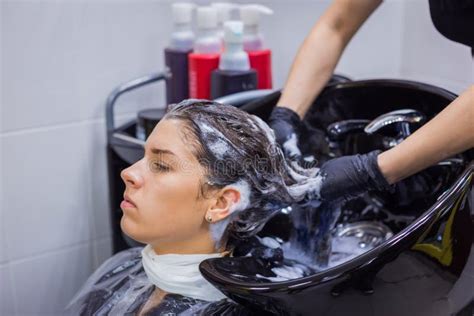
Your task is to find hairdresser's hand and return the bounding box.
[268,106,304,160]
[319,150,393,202]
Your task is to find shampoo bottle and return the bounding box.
[210,21,257,99]
[165,2,195,104]
[188,6,221,99]
[240,4,273,89]
[211,2,237,44]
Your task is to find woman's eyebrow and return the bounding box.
[149,147,177,156]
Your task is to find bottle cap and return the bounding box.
[211,2,237,24]
[172,3,195,24]
[197,6,218,29]
[240,4,273,26]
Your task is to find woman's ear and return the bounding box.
[206,187,241,223]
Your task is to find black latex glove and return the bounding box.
[268,106,304,160]
[319,150,393,202]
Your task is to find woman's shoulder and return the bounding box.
[94,247,143,279]
[64,247,146,314]
[83,246,145,291]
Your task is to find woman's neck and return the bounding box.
[150,232,224,255]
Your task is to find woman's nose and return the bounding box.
[121,162,143,188]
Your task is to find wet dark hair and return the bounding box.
[164,99,321,245]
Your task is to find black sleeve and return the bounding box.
[429,0,474,52]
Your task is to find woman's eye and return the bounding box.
[150,161,170,172]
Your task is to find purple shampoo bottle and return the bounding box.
[165,3,195,104]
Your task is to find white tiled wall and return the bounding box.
[1,1,167,133]
[3,124,92,261]
[9,243,95,315]
[398,0,473,93]
[1,0,472,315]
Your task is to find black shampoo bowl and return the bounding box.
[200,80,474,316]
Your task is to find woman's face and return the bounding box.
[120,119,215,253]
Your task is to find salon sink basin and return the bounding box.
[200,80,474,316]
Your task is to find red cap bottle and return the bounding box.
[188,6,221,99]
[241,4,273,90]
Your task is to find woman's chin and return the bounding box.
[120,216,144,243]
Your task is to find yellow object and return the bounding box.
[412,185,469,266]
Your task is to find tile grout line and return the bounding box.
[84,122,98,264]
[8,262,19,316]
[5,235,113,266]
[0,112,138,137]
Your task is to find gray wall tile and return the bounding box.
[399,0,473,93]
[1,1,168,133]
[10,243,94,315]
[0,264,17,316]
[93,236,113,270]
[2,124,93,260]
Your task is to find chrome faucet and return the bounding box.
[364,109,426,148]
[325,109,463,169]
[364,109,426,136]
[325,109,426,156]
[327,119,371,142]
[363,109,463,167]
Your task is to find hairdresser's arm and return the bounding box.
[269,0,382,159]
[319,85,474,202]
[378,85,474,184]
[277,0,382,118]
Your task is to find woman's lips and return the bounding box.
[121,200,136,209]
[121,194,137,209]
